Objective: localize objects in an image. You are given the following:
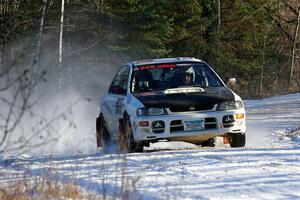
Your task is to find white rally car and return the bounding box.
[96,58,246,152]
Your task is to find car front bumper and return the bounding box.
[131,109,246,142]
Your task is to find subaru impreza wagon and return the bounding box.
[96,57,246,152]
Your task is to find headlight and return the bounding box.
[217,100,243,111]
[137,108,167,116]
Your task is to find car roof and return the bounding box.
[129,57,203,67]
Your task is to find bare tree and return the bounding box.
[0,0,21,68]
[289,2,300,89]
[0,0,57,153]
[259,33,268,96]
[258,20,274,96]
[209,0,221,68]
[216,0,221,34]
[272,1,300,90]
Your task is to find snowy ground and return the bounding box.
[1,93,300,199]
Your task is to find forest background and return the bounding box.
[2,0,300,98]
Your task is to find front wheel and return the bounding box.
[120,117,143,153]
[228,133,246,147]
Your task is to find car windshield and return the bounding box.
[131,62,223,93]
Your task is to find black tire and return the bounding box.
[228,133,246,147]
[96,117,102,147]
[96,115,112,151]
[123,116,143,153]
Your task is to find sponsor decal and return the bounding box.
[139,65,156,70]
[135,63,198,71]
[138,92,157,96]
[136,64,176,71]
[154,122,162,128]
[115,98,124,114]
[222,115,234,124]
[152,120,165,129]
[157,64,176,68]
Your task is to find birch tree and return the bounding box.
[59,0,65,65]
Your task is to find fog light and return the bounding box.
[236,113,245,119]
[139,121,149,127]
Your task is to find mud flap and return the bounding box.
[223,134,229,144]
[201,138,215,147]
[96,116,102,147]
[119,119,126,152]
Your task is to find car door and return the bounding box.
[105,66,129,139]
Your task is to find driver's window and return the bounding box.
[109,66,129,95]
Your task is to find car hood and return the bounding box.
[132,87,234,109]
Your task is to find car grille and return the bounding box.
[170,117,217,133]
[170,120,183,132]
[168,104,215,112]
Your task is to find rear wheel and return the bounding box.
[228,133,246,147]
[96,115,112,151]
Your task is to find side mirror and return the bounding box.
[111,86,126,94]
[224,77,237,87]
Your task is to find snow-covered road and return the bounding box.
[1,93,300,199]
[245,94,300,148]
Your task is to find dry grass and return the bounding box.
[0,152,145,200]
[0,176,98,200]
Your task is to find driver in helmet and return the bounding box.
[181,71,194,85]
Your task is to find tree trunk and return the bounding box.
[32,0,47,69]
[216,0,221,34]
[0,40,4,74]
[210,0,221,68]
[259,21,274,96]
[289,3,300,89]
[259,36,267,96]
[59,0,65,65]
[58,0,65,98]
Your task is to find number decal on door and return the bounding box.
[115,98,124,114]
